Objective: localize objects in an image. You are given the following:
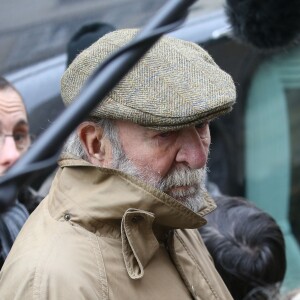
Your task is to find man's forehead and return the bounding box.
[0,88,28,129]
[0,100,26,113]
[0,88,26,112]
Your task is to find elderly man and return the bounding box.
[0,29,235,299]
[0,77,30,266]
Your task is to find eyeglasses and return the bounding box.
[0,132,31,151]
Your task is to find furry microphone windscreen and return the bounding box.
[225,0,300,50]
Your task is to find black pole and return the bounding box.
[0,0,196,210]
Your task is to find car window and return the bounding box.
[0,0,225,75]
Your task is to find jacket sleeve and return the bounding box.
[0,200,29,264]
[0,251,107,300]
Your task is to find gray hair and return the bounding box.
[62,118,120,161]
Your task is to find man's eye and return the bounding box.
[196,122,208,129]
[14,133,27,141]
[158,131,172,138]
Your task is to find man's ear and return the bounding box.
[77,122,106,166]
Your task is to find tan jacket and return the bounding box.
[0,157,232,300]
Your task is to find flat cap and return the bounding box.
[61,29,236,130]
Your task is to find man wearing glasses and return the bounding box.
[0,77,31,174]
[0,76,30,267]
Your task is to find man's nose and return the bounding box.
[175,126,211,169]
[0,137,21,171]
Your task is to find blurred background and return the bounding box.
[1,0,299,292]
[0,0,223,75]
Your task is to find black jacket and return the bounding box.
[0,201,29,268]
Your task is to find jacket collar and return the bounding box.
[48,156,216,279]
[50,156,216,228]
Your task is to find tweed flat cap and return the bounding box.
[61,29,236,130]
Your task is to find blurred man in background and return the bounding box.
[0,76,30,267]
[0,77,30,175]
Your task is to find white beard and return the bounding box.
[111,149,207,212]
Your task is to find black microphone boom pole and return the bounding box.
[0,0,196,211]
[225,0,300,50]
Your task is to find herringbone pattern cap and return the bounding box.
[61,29,236,130]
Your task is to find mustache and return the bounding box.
[157,165,207,192]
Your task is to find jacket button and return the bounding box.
[64,213,71,221]
[131,215,143,223]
